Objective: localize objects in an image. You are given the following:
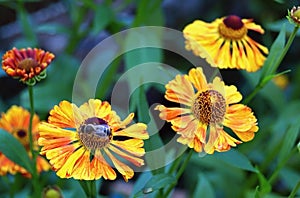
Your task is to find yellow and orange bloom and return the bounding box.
[2,47,55,85]
[155,67,258,154]
[38,99,149,181]
[183,15,269,72]
[0,106,50,177]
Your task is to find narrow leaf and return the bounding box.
[260,24,286,81]
[278,123,300,163]
[0,129,33,174]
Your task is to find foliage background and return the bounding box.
[0,0,299,197]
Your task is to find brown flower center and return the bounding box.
[16,129,27,138]
[78,117,112,150]
[218,15,247,40]
[18,58,38,72]
[191,90,226,125]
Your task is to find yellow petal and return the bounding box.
[104,148,134,182]
[188,67,208,92]
[48,101,80,128]
[155,105,191,121]
[115,123,148,139]
[56,147,85,178]
[224,85,242,104]
[108,144,145,166]
[165,74,194,106]
[92,151,116,180]
[110,139,145,157]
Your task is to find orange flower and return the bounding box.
[2,47,55,85]
[183,15,269,72]
[0,106,50,177]
[38,99,149,181]
[155,67,258,154]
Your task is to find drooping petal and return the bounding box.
[108,144,145,166]
[56,147,86,178]
[104,148,134,182]
[183,16,268,72]
[110,139,145,157]
[223,104,258,141]
[92,151,116,180]
[165,75,195,106]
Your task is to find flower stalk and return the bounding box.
[163,149,193,197]
[28,85,40,197]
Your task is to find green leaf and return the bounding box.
[130,171,153,198]
[35,23,71,35]
[124,27,163,110]
[134,173,176,197]
[137,84,165,175]
[0,129,33,174]
[260,24,286,81]
[132,0,164,26]
[213,149,257,172]
[256,168,272,194]
[193,174,215,198]
[92,4,113,35]
[278,122,300,163]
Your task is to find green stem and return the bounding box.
[163,149,193,197]
[79,180,97,198]
[288,180,300,198]
[268,147,297,185]
[28,85,40,197]
[243,26,299,104]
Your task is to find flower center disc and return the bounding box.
[218,15,247,40]
[192,90,226,125]
[78,117,112,150]
[18,58,38,71]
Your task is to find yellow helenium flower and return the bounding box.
[183,15,269,72]
[0,106,50,177]
[38,99,149,181]
[2,47,55,85]
[155,67,258,154]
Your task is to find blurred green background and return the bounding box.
[0,0,299,197]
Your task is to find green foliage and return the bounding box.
[0,129,33,175]
[0,0,300,198]
[134,173,176,197]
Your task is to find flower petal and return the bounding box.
[187,67,208,92]
[92,151,116,180]
[223,104,258,141]
[165,74,194,106]
[48,101,81,128]
[104,148,134,182]
[224,85,242,104]
[115,123,149,139]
